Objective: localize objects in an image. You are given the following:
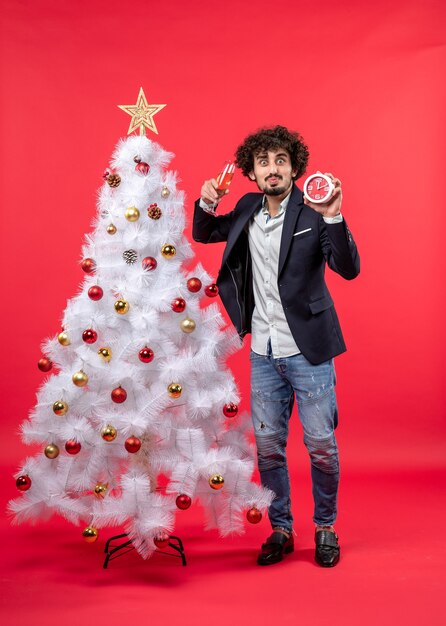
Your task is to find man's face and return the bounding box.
[249,148,297,196]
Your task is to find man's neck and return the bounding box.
[265,185,293,217]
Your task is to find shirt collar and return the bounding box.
[261,189,292,219]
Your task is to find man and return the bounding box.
[192,126,360,567]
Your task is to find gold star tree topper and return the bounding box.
[118,87,166,136]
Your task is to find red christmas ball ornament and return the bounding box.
[65,440,82,455]
[139,347,154,363]
[187,277,202,293]
[176,494,192,510]
[16,475,32,491]
[205,283,219,297]
[111,386,127,403]
[223,403,238,418]
[81,258,96,273]
[88,285,103,301]
[153,532,170,549]
[246,507,263,524]
[38,357,53,372]
[125,436,141,453]
[136,162,150,175]
[171,298,186,313]
[82,329,97,344]
[142,256,157,271]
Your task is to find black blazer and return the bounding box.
[192,185,360,365]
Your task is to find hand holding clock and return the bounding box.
[303,171,342,218]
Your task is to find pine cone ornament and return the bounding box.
[107,173,121,188]
[147,203,162,220]
[123,249,138,265]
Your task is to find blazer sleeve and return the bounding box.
[319,216,360,280]
[192,199,235,244]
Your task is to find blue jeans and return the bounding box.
[250,347,339,530]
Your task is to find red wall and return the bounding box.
[1,0,445,470]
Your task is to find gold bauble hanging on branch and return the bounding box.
[98,347,112,362]
[82,527,99,543]
[168,383,182,398]
[94,483,108,499]
[58,331,70,346]
[72,370,88,387]
[44,443,60,459]
[101,424,117,442]
[125,207,140,222]
[161,244,176,259]
[53,400,68,416]
[180,318,196,334]
[114,299,129,314]
[209,474,225,490]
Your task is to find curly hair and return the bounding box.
[235,125,309,180]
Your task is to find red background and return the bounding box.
[1,1,445,625]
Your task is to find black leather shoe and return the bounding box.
[257,531,294,566]
[315,529,340,567]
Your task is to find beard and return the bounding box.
[264,184,289,196]
[263,177,291,196]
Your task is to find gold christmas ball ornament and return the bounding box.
[53,400,68,416]
[161,186,170,198]
[209,474,225,490]
[101,424,117,442]
[168,383,182,398]
[114,299,130,314]
[58,331,70,346]
[98,347,112,362]
[125,206,140,222]
[106,223,117,235]
[180,318,196,334]
[44,443,60,459]
[161,244,176,259]
[94,483,108,499]
[82,527,99,543]
[72,370,88,387]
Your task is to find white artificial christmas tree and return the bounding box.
[10,91,272,560]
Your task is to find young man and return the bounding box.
[192,126,360,567]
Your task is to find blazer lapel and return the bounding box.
[222,195,262,265]
[278,186,305,277]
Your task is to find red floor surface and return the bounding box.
[2,466,445,626]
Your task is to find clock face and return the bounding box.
[303,174,334,203]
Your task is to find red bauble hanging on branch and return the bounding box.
[139,347,154,363]
[82,329,98,344]
[65,440,82,455]
[135,161,150,175]
[16,475,32,491]
[111,386,127,403]
[246,507,262,524]
[88,286,103,301]
[205,283,219,297]
[153,533,170,549]
[125,436,141,453]
[171,298,186,313]
[223,403,238,418]
[142,257,157,271]
[38,357,52,372]
[81,258,96,273]
[176,494,192,510]
[187,277,202,293]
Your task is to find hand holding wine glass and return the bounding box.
[201,161,235,213]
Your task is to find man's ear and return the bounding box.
[248,171,256,181]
